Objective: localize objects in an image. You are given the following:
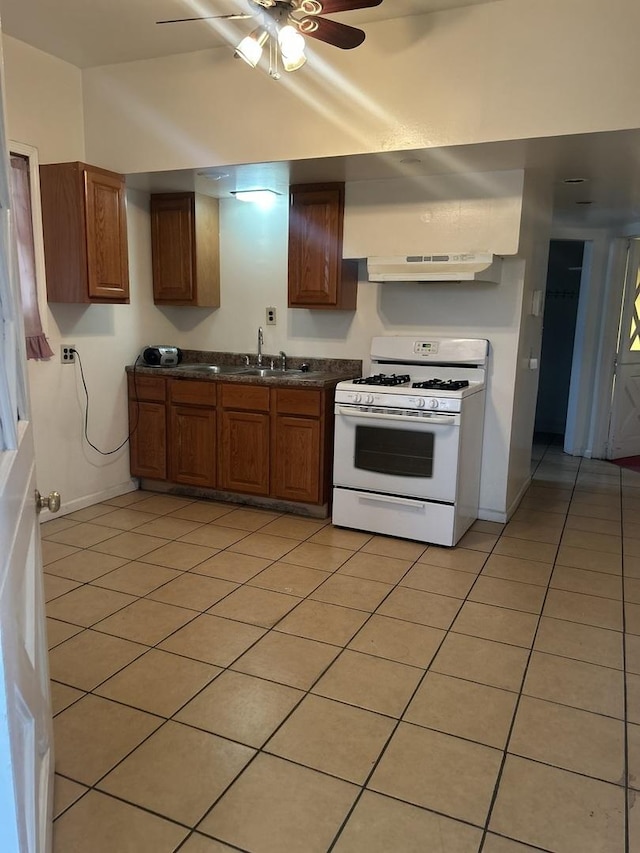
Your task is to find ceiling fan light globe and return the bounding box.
[278,25,305,58]
[281,51,307,72]
[234,28,269,67]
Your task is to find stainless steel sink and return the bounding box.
[243,368,322,378]
[172,364,324,380]
[244,368,289,377]
[173,364,250,374]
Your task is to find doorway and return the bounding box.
[534,240,585,444]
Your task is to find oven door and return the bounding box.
[333,404,461,503]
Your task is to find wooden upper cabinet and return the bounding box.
[150,192,220,307]
[40,162,130,303]
[288,182,357,310]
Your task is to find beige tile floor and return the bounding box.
[43,441,640,852]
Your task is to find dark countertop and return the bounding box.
[127,350,362,389]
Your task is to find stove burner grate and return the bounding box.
[412,379,470,390]
[353,373,411,387]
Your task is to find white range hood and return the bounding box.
[366,253,502,283]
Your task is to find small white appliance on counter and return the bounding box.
[332,335,489,547]
[140,346,183,367]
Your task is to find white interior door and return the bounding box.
[0,35,54,853]
[608,238,640,459]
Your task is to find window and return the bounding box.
[9,141,52,360]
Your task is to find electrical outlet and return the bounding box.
[266,306,277,325]
[61,344,76,364]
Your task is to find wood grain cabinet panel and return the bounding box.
[170,405,216,487]
[150,192,220,307]
[129,401,167,480]
[272,415,321,503]
[40,162,129,303]
[128,374,167,480]
[288,182,357,310]
[219,410,270,496]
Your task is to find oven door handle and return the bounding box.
[359,494,426,509]
[336,406,457,425]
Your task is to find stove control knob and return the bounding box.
[364,394,375,405]
[413,397,426,408]
[427,398,439,409]
[351,393,362,404]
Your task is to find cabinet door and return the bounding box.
[40,161,129,303]
[273,415,321,503]
[129,401,167,480]
[151,194,195,304]
[150,193,220,307]
[85,167,130,301]
[288,183,357,310]
[170,405,216,487]
[219,410,270,495]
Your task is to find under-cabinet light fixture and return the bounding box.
[230,189,281,204]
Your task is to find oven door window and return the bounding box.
[354,425,434,478]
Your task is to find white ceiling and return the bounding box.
[0,0,497,68]
[3,0,640,229]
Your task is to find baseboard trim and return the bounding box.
[477,475,532,525]
[38,478,139,523]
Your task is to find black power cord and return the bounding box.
[71,347,141,456]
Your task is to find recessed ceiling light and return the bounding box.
[562,177,588,184]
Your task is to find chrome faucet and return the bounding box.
[257,327,264,367]
[279,350,287,371]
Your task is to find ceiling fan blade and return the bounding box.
[156,14,253,24]
[315,0,383,13]
[298,16,366,49]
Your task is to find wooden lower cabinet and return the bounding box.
[168,379,217,487]
[129,401,167,480]
[128,374,333,507]
[128,373,167,480]
[272,415,321,503]
[169,405,216,487]
[219,410,270,496]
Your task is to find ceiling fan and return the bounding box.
[157,0,383,78]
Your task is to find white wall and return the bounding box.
[506,171,554,513]
[344,171,525,258]
[80,0,640,175]
[1,37,127,512]
[3,37,84,164]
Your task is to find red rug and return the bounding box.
[611,455,640,473]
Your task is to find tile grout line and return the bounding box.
[47,469,635,850]
[621,464,631,853]
[477,445,604,851]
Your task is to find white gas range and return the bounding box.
[332,335,489,547]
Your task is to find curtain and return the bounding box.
[9,155,53,360]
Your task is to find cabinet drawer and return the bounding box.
[128,373,166,403]
[169,379,217,406]
[220,383,270,412]
[274,388,321,417]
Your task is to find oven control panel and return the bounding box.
[335,389,462,412]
